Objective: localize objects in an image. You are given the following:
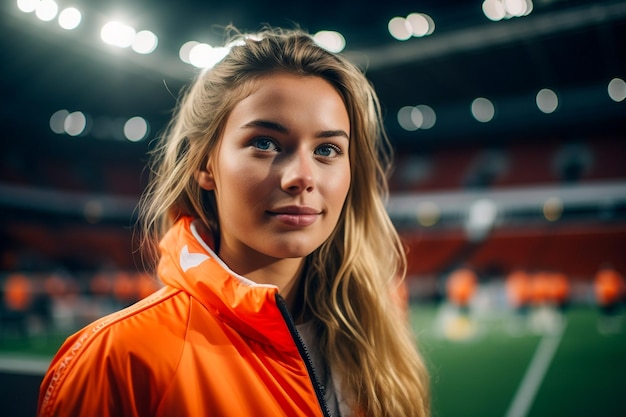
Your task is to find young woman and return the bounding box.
[38,28,430,417]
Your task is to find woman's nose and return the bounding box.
[281,150,314,193]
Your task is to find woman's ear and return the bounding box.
[195,162,216,191]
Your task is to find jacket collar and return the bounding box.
[157,216,297,351]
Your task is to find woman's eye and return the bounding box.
[315,144,342,157]
[251,137,280,152]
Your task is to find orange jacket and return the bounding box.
[38,217,330,417]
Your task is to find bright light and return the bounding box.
[504,0,528,16]
[416,201,441,227]
[58,7,81,30]
[416,104,437,129]
[483,0,532,21]
[189,43,212,67]
[398,105,436,131]
[101,21,136,48]
[313,30,346,53]
[471,97,495,122]
[179,41,199,64]
[49,109,69,134]
[608,77,626,102]
[466,198,498,241]
[398,106,419,131]
[536,88,559,113]
[388,17,412,41]
[64,111,87,136]
[132,30,158,54]
[482,0,506,21]
[123,116,149,142]
[188,43,230,69]
[17,0,39,13]
[406,13,435,37]
[543,197,563,221]
[35,0,58,22]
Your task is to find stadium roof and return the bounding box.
[2,0,625,156]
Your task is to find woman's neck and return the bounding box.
[221,251,305,313]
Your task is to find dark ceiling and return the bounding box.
[1,0,625,161]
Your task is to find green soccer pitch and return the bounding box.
[410,303,626,417]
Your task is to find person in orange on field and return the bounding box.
[594,266,625,312]
[2,273,33,340]
[3,273,33,312]
[446,268,478,311]
[505,269,532,311]
[594,266,625,335]
[529,271,552,306]
[38,28,430,417]
[546,271,570,310]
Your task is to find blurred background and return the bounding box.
[1,0,625,416]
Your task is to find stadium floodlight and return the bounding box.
[101,21,136,48]
[179,41,198,64]
[536,88,559,114]
[132,30,158,54]
[58,7,81,30]
[64,111,87,136]
[313,31,346,53]
[35,0,58,22]
[17,0,39,13]
[406,13,435,37]
[123,116,149,142]
[608,78,626,102]
[388,17,412,41]
[188,43,230,69]
[471,97,496,123]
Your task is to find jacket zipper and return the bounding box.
[275,294,333,417]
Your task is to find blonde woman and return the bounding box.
[38,28,430,417]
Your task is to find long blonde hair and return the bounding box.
[139,27,429,417]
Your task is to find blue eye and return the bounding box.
[252,137,280,152]
[315,144,342,157]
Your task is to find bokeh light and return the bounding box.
[416,201,441,227]
[17,0,39,13]
[179,41,199,64]
[543,197,564,222]
[123,116,149,142]
[471,97,496,122]
[388,17,412,41]
[536,88,559,114]
[132,30,158,54]
[58,7,81,30]
[101,21,136,48]
[607,77,626,102]
[483,0,533,21]
[35,0,58,22]
[64,111,87,136]
[49,109,69,134]
[313,30,346,53]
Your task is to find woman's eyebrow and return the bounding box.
[315,129,349,140]
[242,119,288,133]
[242,119,349,139]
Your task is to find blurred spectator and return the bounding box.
[446,268,478,312]
[1,273,33,340]
[594,266,625,334]
[505,269,532,312]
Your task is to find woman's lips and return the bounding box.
[267,206,321,226]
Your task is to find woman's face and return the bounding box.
[198,73,351,267]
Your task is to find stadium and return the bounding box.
[1,0,625,416]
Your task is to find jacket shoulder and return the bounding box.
[38,286,190,417]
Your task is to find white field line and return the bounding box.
[504,321,567,417]
[0,355,51,375]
